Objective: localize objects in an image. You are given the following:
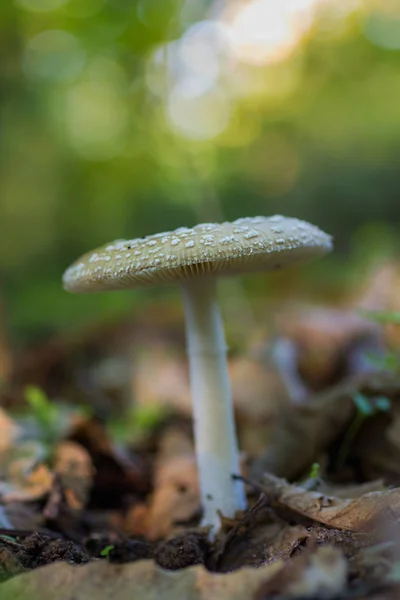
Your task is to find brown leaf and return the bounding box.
[0,557,284,600]
[275,306,382,394]
[53,441,94,510]
[0,409,20,458]
[252,371,400,481]
[124,425,199,540]
[125,454,200,540]
[262,473,400,531]
[1,461,53,504]
[256,544,348,599]
[315,479,386,499]
[211,495,308,572]
[252,376,356,480]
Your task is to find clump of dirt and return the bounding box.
[0,530,211,579]
[107,539,154,564]
[12,532,90,569]
[154,532,208,570]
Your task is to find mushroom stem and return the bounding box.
[181,278,246,533]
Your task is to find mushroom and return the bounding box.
[63,215,332,534]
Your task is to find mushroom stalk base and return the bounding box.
[181,278,246,534]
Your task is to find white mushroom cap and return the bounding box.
[63,216,332,293]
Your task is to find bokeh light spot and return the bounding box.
[224,0,318,65]
[145,45,170,97]
[177,21,232,94]
[59,58,129,160]
[364,10,400,51]
[15,0,67,12]
[167,87,231,140]
[24,30,86,83]
[63,0,106,19]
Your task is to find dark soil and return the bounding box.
[107,539,154,564]
[0,530,210,579]
[154,532,208,570]
[1,532,90,571]
[0,512,375,582]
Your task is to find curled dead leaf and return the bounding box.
[262,473,400,531]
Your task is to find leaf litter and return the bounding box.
[2,264,400,597]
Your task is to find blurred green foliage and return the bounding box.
[108,402,168,445]
[359,309,400,325]
[23,384,91,446]
[1,0,400,339]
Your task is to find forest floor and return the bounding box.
[1,265,400,599]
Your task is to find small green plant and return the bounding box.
[25,386,59,434]
[309,462,320,479]
[300,462,321,491]
[100,544,114,558]
[364,350,400,373]
[336,393,391,470]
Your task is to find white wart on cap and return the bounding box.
[63,216,332,292]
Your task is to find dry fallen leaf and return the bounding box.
[262,473,400,531]
[53,441,94,510]
[0,557,284,600]
[252,371,400,481]
[286,546,347,597]
[256,544,348,599]
[0,409,20,458]
[275,307,382,393]
[1,460,53,504]
[252,376,356,480]
[125,454,199,540]
[211,495,309,572]
[123,424,199,540]
[315,479,386,500]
